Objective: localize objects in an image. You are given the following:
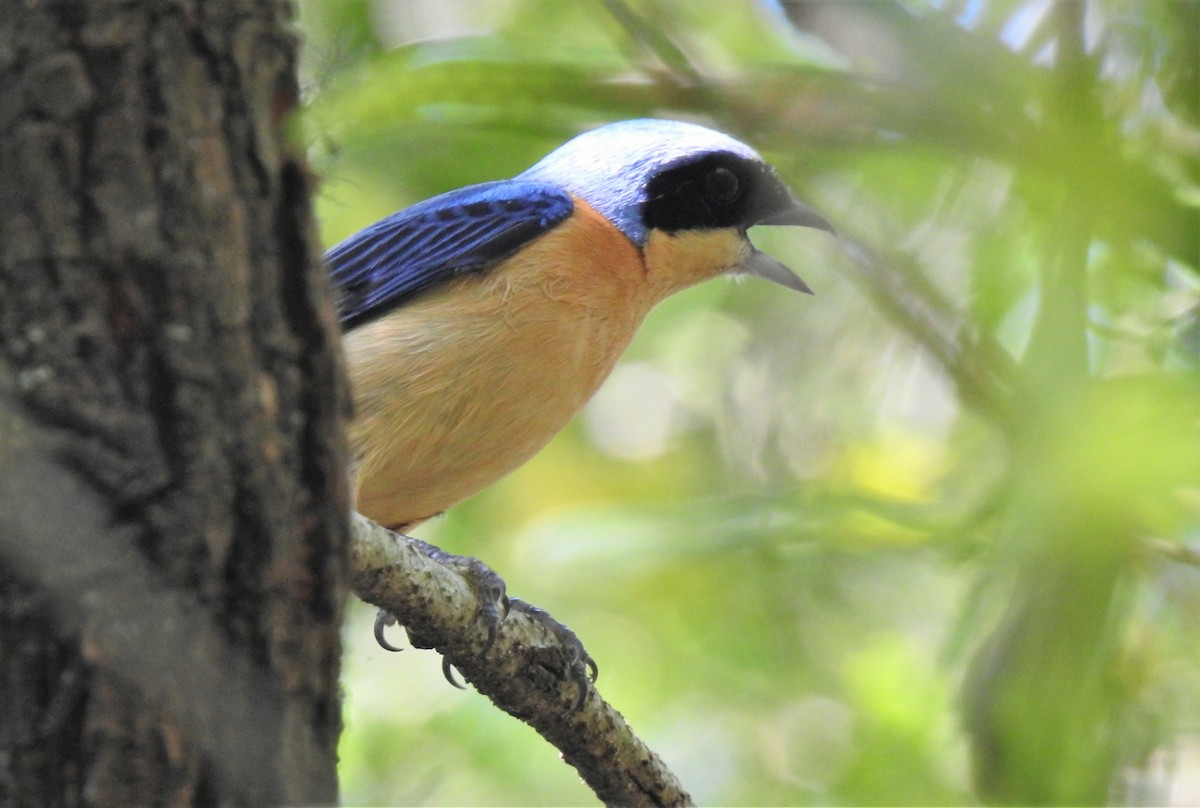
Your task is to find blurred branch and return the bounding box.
[349,514,693,808]
[1021,0,1095,386]
[599,0,703,85]
[836,236,1014,423]
[1148,537,1200,570]
[963,6,1148,803]
[774,1,1198,268]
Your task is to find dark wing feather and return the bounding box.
[327,180,574,329]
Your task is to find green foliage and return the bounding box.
[297,0,1200,803]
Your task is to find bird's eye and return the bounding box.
[705,166,741,205]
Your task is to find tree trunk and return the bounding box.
[0,1,349,805]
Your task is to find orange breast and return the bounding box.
[344,200,654,531]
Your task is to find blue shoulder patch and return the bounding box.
[328,180,574,329]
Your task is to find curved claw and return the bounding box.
[506,599,597,712]
[476,592,511,656]
[373,609,404,652]
[442,657,467,690]
[482,621,499,656]
[565,647,598,711]
[478,594,509,656]
[568,668,591,712]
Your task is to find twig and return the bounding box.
[349,513,694,808]
[599,0,703,85]
[1147,537,1200,570]
[834,236,1014,423]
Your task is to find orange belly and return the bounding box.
[343,203,653,530]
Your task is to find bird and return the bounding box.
[328,118,833,535]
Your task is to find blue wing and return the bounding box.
[327,180,574,329]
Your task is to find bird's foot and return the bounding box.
[372,537,596,709]
[374,537,509,656]
[508,597,598,711]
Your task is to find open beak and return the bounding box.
[742,249,814,294]
[758,198,835,233]
[741,197,834,295]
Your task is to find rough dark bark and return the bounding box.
[0,1,349,805]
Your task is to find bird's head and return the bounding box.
[518,118,832,298]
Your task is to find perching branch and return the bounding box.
[349,513,693,808]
